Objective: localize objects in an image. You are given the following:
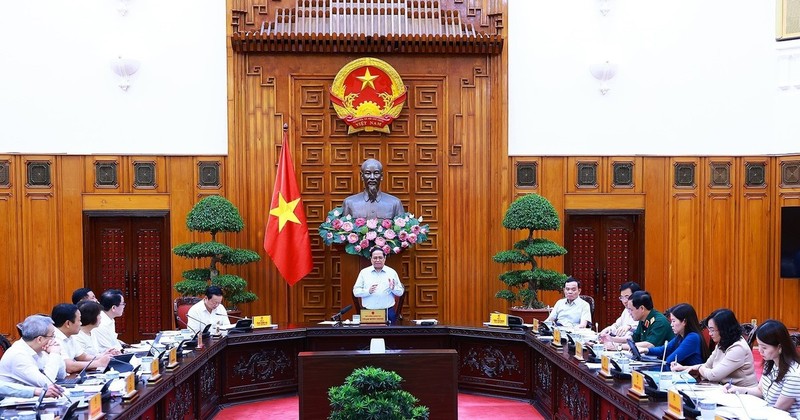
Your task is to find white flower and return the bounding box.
[418,216,423,222]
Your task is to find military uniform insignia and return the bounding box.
[330,57,407,134]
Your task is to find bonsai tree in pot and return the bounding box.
[328,366,429,420]
[494,194,568,317]
[173,195,261,310]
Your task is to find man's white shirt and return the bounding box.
[186,300,231,333]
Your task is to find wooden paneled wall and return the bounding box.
[0,155,227,337]
[516,156,800,329]
[2,0,800,338]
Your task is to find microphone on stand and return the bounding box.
[183,315,207,348]
[217,313,249,320]
[39,369,69,403]
[674,372,701,418]
[216,313,252,332]
[331,305,353,322]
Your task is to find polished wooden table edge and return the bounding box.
[108,323,666,419]
[524,332,664,419]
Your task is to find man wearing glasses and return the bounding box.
[0,314,66,390]
[353,247,404,322]
[95,289,126,354]
[599,281,641,344]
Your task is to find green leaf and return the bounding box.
[180,268,210,282]
[502,194,560,231]
[173,241,232,258]
[219,249,261,265]
[186,195,245,234]
[492,250,530,264]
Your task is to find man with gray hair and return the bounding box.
[0,314,66,388]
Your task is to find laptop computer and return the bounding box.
[57,354,97,387]
[626,338,661,362]
[104,353,135,373]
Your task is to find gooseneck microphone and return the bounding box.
[39,369,69,403]
[217,313,249,320]
[331,305,353,321]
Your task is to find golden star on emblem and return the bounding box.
[269,193,301,231]
[356,68,379,90]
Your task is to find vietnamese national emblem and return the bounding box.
[330,57,407,134]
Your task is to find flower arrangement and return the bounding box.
[319,207,429,259]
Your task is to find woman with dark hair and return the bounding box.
[672,309,756,386]
[74,300,105,357]
[725,320,800,416]
[637,303,709,369]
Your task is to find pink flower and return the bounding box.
[339,235,346,241]
[365,231,377,241]
[401,241,409,248]
[326,232,334,239]
[420,227,427,234]
[375,237,386,247]
[394,217,406,228]
[354,245,362,252]
[332,219,343,230]
[411,225,421,234]
[366,219,378,229]
[347,233,359,243]
[398,230,408,240]
[359,239,369,249]
[393,247,401,254]
[341,221,354,232]
[408,233,417,244]
[384,229,396,239]
[382,245,391,254]
[355,218,366,227]
[381,219,392,229]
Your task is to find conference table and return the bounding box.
[1,322,673,419]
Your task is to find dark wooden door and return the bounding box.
[565,214,643,327]
[84,214,171,344]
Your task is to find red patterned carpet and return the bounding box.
[215,393,544,419]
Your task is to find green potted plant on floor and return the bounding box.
[328,366,429,420]
[173,195,261,312]
[494,193,568,322]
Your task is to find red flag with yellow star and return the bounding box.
[264,127,313,285]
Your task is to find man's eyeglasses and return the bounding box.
[39,334,55,339]
[619,295,631,301]
[707,327,717,333]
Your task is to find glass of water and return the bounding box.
[659,372,672,390]
[697,399,716,419]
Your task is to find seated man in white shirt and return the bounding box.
[186,286,232,334]
[0,314,66,388]
[544,277,591,328]
[51,303,110,374]
[95,289,126,354]
[353,247,404,322]
[599,281,641,342]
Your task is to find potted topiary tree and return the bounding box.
[494,193,568,322]
[173,195,260,312]
[328,366,429,420]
